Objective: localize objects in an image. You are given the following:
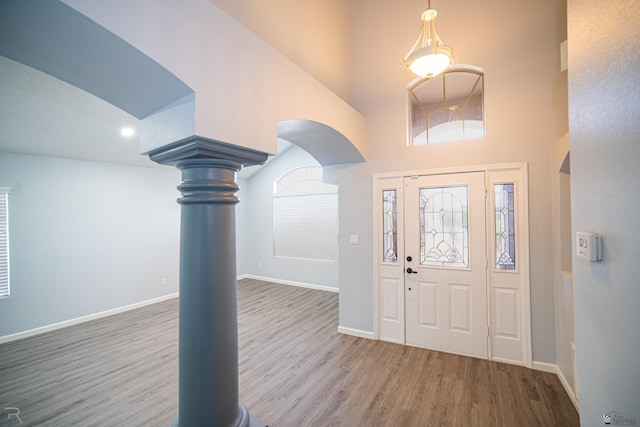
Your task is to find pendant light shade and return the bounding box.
[402,4,455,78]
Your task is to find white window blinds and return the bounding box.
[0,188,9,299]
[273,167,338,262]
[274,193,338,262]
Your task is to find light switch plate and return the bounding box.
[576,232,602,262]
[350,234,359,245]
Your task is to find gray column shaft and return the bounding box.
[149,138,268,427]
[176,159,247,427]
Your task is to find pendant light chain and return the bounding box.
[402,0,455,78]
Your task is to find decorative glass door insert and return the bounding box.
[382,190,398,263]
[494,183,516,270]
[419,186,469,268]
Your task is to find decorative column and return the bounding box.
[149,137,268,427]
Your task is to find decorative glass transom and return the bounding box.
[382,190,398,263]
[420,186,469,268]
[494,183,516,270]
[274,166,335,195]
[408,68,485,145]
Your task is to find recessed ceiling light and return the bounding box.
[120,127,135,137]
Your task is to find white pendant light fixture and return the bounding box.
[402,0,455,78]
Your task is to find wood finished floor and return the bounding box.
[0,279,579,426]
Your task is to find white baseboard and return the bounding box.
[532,360,557,373]
[492,356,527,368]
[379,337,403,345]
[240,274,339,293]
[533,360,579,411]
[556,365,580,411]
[0,292,178,345]
[337,326,375,340]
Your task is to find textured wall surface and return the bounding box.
[568,0,640,423]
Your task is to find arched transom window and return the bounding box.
[408,66,485,145]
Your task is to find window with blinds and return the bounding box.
[273,167,338,262]
[0,188,9,299]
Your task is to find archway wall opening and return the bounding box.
[58,0,366,160]
[278,120,365,167]
[1,0,366,162]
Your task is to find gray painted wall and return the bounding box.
[243,145,338,289]
[325,163,373,332]
[551,135,577,401]
[569,0,640,423]
[0,152,180,337]
[556,172,576,398]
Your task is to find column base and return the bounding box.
[249,414,268,427]
[171,415,267,427]
[171,404,267,427]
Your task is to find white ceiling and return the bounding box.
[0,55,159,169]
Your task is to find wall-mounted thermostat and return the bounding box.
[576,232,602,262]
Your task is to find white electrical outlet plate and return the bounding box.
[576,232,602,261]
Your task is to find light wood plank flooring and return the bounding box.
[0,279,579,426]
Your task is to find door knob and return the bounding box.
[406,267,418,274]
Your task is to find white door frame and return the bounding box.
[373,163,532,368]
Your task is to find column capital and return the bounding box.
[148,135,268,167]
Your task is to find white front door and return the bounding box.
[404,172,488,358]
